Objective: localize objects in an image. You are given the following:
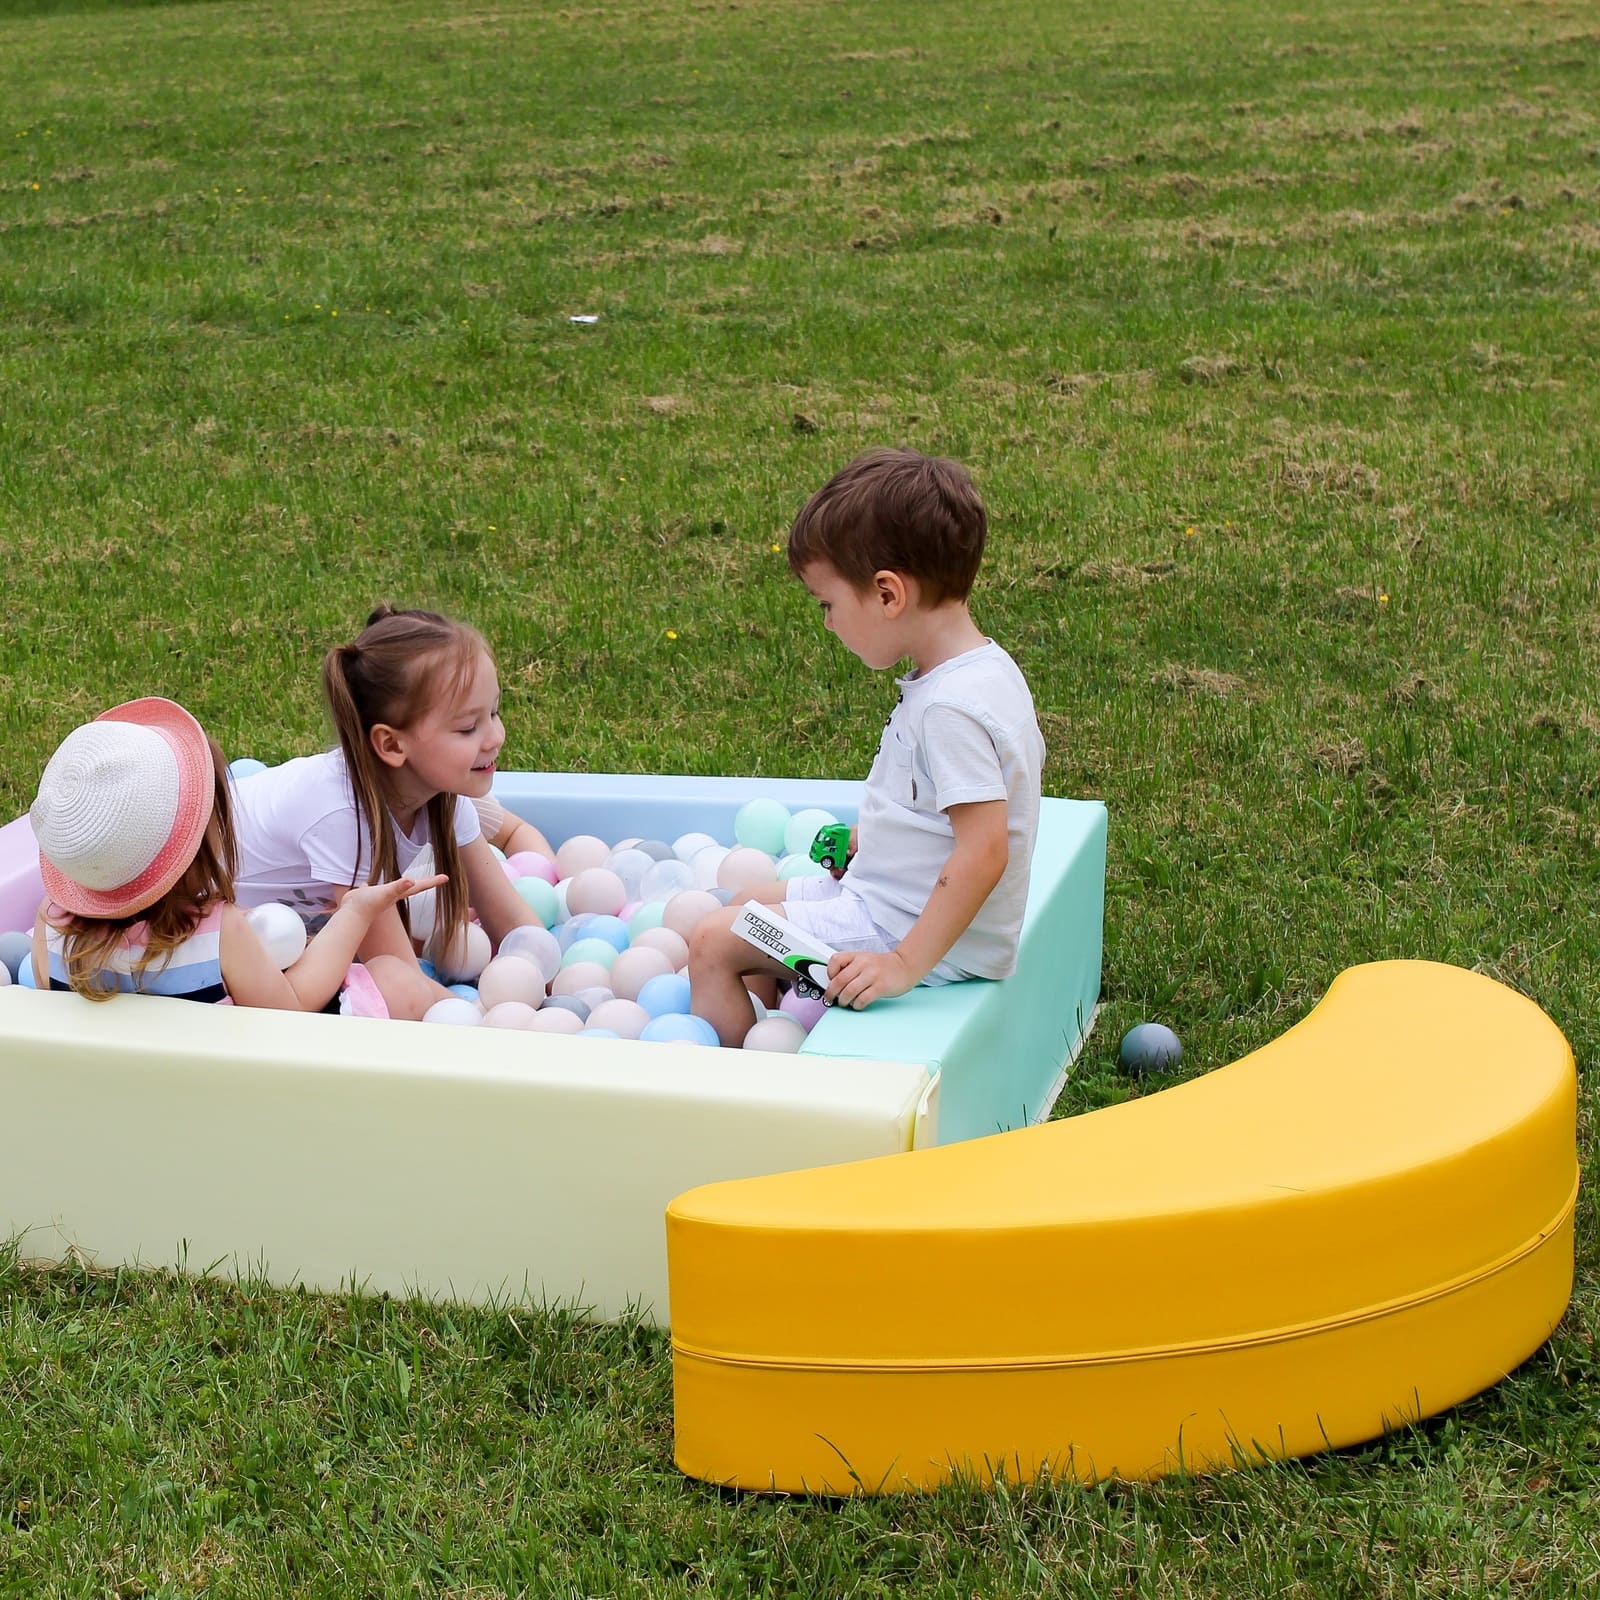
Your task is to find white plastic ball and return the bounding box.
[743,1016,808,1053]
[689,844,730,890]
[550,960,611,997]
[498,924,563,983]
[608,946,674,1001]
[662,888,723,940]
[566,867,626,917]
[604,848,655,900]
[0,963,10,988]
[484,1001,539,1030]
[672,831,719,863]
[633,926,690,970]
[572,985,616,1010]
[432,921,492,984]
[735,797,791,856]
[783,807,839,859]
[423,998,484,1027]
[717,847,777,894]
[554,834,610,880]
[586,998,651,1039]
[244,902,308,970]
[477,955,547,1010]
[526,1007,585,1035]
[641,857,695,901]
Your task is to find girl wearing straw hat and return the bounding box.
[28,697,442,1016]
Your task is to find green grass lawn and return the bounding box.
[2,0,1598,1591]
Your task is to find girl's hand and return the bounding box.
[343,874,448,923]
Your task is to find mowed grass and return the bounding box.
[1,0,1598,1592]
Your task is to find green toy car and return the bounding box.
[808,823,853,872]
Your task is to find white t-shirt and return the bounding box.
[233,750,481,928]
[847,641,1044,980]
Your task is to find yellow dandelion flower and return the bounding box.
[770,542,781,552]
[666,629,679,640]
[1184,525,1196,537]
[30,182,39,190]
[1379,593,1390,606]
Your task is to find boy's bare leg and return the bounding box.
[689,905,797,1048]
[728,880,788,1010]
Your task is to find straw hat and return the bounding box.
[31,698,215,919]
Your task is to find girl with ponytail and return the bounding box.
[233,607,547,1017]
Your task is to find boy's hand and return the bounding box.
[825,948,913,1009]
[830,826,859,881]
[343,874,448,922]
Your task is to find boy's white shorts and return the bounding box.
[780,874,970,986]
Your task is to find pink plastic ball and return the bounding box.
[662,888,723,940]
[550,961,611,997]
[526,1007,585,1035]
[554,835,611,881]
[607,946,674,1002]
[477,955,547,1011]
[632,926,690,971]
[566,867,627,917]
[586,998,651,1039]
[779,986,829,1033]
[484,1001,540,1030]
[717,847,777,894]
[506,851,559,884]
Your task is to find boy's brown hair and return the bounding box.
[787,448,987,606]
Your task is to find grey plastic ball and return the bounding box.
[542,994,591,1023]
[1118,1022,1183,1074]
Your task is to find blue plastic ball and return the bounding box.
[581,915,632,954]
[417,959,440,981]
[580,1027,621,1040]
[0,929,33,980]
[637,972,693,1018]
[640,1012,720,1047]
[1118,1022,1183,1074]
[18,956,39,989]
[448,983,480,1004]
[229,757,268,781]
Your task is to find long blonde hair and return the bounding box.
[49,735,237,1000]
[320,605,486,952]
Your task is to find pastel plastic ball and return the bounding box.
[490,845,506,862]
[672,831,719,863]
[628,901,667,938]
[608,946,673,1001]
[477,955,546,1011]
[0,962,10,988]
[542,994,591,1022]
[587,998,651,1038]
[498,924,562,982]
[229,757,268,782]
[662,889,722,940]
[243,902,307,970]
[511,876,559,928]
[779,987,829,1032]
[604,848,655,900]
[423,998,483,1027]
[484,1001,539,1030]
[17,957,38,989]
[634,838,674,862]
[734,797,791,856]
[580,1027,621,1040]
[432,921,492,984]
[689,844,729,890]
[561,937,618,972]
[567,867,626,918]
[633,926,690,971]
[550,961,611,997]
[581,914,632,954]
[777,853,829,882]
[526,1007,585,1035]
[506,851,558,885]
[552,879,572,921]
[641,857,695,901]
[783,807,839,859]
[0,929,37,979]
[640,1012,721,1047]
[572,985,616,1011]
[1118,1022,1184,1075]
[743,1016,808,1053]
[637,971,693,1018]
[556,914,598,953]
[554,834,610,881]
[717,847,776,894]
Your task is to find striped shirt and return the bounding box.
[46,903,228,1004]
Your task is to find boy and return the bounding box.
[689,448,1045,1047]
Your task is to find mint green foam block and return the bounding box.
[799,797,1106,1143]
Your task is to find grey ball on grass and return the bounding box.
[1118,1022,1183,1074]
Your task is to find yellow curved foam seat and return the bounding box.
[668,961,1576,1491]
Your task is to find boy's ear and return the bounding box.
[369,723,408,769]
[873,570,910,616]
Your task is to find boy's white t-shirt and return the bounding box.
[233,750,480,928]
[847,640,1045,980]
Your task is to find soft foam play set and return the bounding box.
[0,772,1575,1490]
